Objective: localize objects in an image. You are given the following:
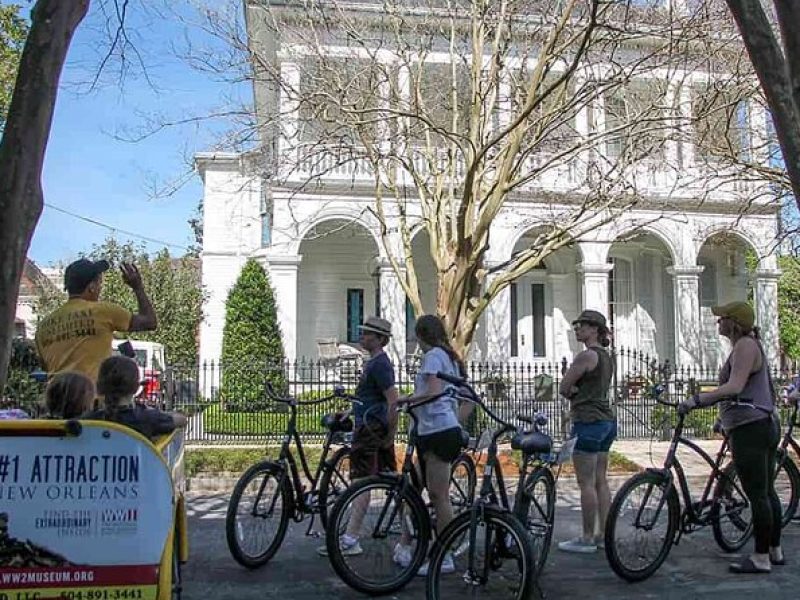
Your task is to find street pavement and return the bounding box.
[182,483,800,599]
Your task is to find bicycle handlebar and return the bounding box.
[264,382,361,406]
[435,371,516,430]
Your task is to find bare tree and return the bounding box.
[182,0,777,354]
[0,0,89,390]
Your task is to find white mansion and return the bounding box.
[196,1,782,370]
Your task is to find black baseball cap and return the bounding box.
[64,259,110,294]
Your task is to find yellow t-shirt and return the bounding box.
[35,299,132,383]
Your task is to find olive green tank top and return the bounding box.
[569,347,615,423]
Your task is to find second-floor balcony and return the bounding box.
[278,142,763,205]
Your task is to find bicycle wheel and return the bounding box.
[426,505,535,600]
[449,453,476,514]
[775,448,800,527]
[326,475,430,595]
[225,461,292,569]
[604,472,679,582]
[712,463,753,552]
[516,467,555,576]
[318,446,352,530]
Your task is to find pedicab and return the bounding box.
[0,419,186,600]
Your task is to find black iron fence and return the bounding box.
[153,348,798,444]
[4,347,796,444]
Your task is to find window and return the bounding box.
[531,284,546,357]
[260,189,272,247]
[407,60,471,144]
[514,69,578,154]
[604,80,667,160]
[692,83,750,163]
[698,259,717,307]
[608,258,634,333]
[346,289,364,343]
[510,283,518,357]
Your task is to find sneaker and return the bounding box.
[393,543,412,568]
[317,533,363,557]
[417,552,455,576]
[557,538,597,554]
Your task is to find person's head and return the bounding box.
[414,314,466,374]
[712,301,756,341]
[572,309,611,348]
[359,316,393,353]
[64,258,110,300]
[45,372,96,419]
[97,355,140,407]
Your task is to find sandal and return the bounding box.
[729,557,771,574]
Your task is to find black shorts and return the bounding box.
[350,421,396,479]
[416,425,465,470]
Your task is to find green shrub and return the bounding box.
[2,339,44,412]
[650,404,717,439]
[219,260,286,411]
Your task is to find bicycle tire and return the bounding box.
[775,448,800,527]
[318,446,352,530]
[225,461,292,569]
[449,453,477,513]
[515,467,555,576]
[605,471,679,582]
[326,475,430,595]
[426,505,535,600]
[712,462,753,552]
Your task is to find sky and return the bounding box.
[6,1,249,266]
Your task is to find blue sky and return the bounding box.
[7,1,248,266]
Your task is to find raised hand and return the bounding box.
[120,262,144,290]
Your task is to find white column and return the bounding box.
[263,253,302,361]
[667,265,703,368]
[577,263,613,314]
[378,260,407,364]
[754,269,781,365]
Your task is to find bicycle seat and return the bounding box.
[321,413,354,433]
[510,431,552,455]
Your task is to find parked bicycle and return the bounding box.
[775,396,800,525]
[605,383,753,582]
[425,371,572,600]
[225,384,357,569]
[323,389,453,595]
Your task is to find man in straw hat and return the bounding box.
[318,316,399,557]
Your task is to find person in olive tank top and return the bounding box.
[678,301,782,574]
[557,310,616,554]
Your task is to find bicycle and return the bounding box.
[225,384,358,569]
[425,371,571,600]
[324,388,469,595]
[604,383,753,582]
[775,397,800,525]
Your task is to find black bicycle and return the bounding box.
[775,397,800,525]
[425,371,569,600]
[605,384,752,582]
[324,388,468,595]
[225,384,357,569]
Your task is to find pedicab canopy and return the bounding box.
[0,420,175,600]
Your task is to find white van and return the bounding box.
[111,339,165,405]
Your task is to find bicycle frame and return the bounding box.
[779,402,799,458]
[638,408,746,539]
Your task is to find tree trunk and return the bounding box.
[0,0,90,389]
[724,0,800,203]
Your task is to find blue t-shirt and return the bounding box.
[412,347,460,436]
[354,352,396,427]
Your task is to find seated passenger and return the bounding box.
[45,371,96,419]
[86,355,186,440]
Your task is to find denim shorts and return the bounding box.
[571,419,617,453]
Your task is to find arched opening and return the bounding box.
[696,231,757,367]
[296,219,380,359]
[508,231,580,361]
[608,231,676,362]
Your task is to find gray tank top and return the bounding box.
[718,338,775,432]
